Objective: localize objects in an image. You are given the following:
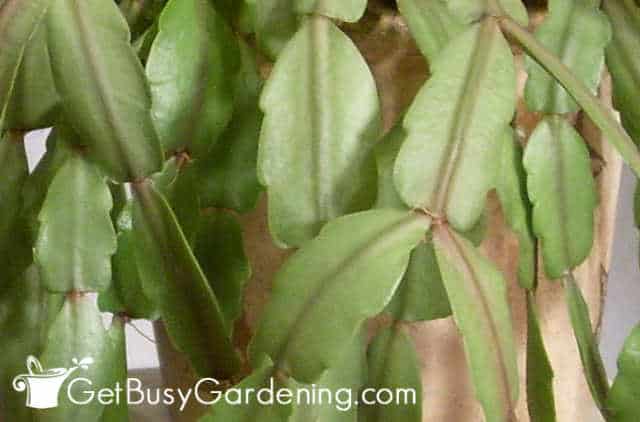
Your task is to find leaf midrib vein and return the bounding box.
[273,213,428,374]
[444,227,516,418]
[432,20,497,215]
[70,0,135,178]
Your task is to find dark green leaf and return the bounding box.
[146,0,239,157]
[603,0,640,144]
[496,127,536,290]
[250,210,430,383]
[198,39,263,214]
[132,182,239,378]
[525,0,611,113]
[523,116,597,279]
[46,0,163,181]
[22,129,72,240]
[0,131,31,284]
[374,123,407,210]
[433,226,519,422]
[255,0,298,59]
[119,0,166,40]
[153,158,201,244]
[526,293,556,422]
[35,153,117,293]
[36,296,126,422]
[289,331,366,422]
[100,316,129,422]
[5,18,60,130]
[397,0,465,63]
[0,0,52,123]
[386,241,451,322]
[194,212,251,335]
[259,15,380,247]
[394,20,516,232]
[108,181,127,226]
[99,202,159,320]
[563,274,609,413]
[0,266,61,420]
[359,327,422,422]
[255,0,366,59]
[198,357,291,422]
[607,323,640,421]
[132,22,158,64]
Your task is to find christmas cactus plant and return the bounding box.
[1,0,640,421]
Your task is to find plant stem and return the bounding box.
[563,271,611,420]
[499,16,640,178]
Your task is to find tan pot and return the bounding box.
[155,6,622,421]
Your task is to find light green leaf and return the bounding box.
[526,293,556,422]
[199,357,292,422]
[500,17,640,179]
[496,127,536,290]
[607,323,640,421]
[525,0,611,113]
[563,274,609,413]
[197,39,263,214]
[36,296,125,422]
[394,20,516,231]
[250,209,430,383]
[99,202,159,320]
[46,0,163,182]
[0,131,31,285]
[0,0,52,123]
[375,124,456,322]
[258,17,380,246]
[386,241,451,322]
[289,331,366,422]
[255,0,298,59]
[433,226,518,422]
[0,266,61,421]
[259,15,380,247]
[523,117,597,279]
[359,327,422,422]
[375,119,490,249]
[603,0,640,144]
[448,0,528,26]
[132,182,239,378]
[194,212,251,335]
[5,18,60,130]
[295,0,367,22]
[35,152,117,293]
[397,0,465,63]
[146,0,239,157]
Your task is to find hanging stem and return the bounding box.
[562,271,611,420]
[498,16,640,178]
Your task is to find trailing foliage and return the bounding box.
[3,0,640,421]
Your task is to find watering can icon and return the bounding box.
[12,356,93,409]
